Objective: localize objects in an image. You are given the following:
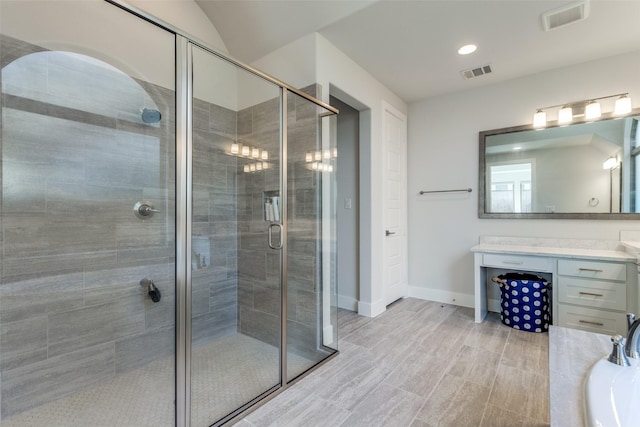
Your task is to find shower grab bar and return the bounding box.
[419,188,472,195]
[268,223,283,250]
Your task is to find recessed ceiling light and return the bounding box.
[458,44,477,55]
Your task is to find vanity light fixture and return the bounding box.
[457,44,477,55]
[532,93,632,128]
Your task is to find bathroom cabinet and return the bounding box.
[472,237,638,336]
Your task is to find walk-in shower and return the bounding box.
[0,1,338,426]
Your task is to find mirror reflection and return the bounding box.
[479,110,640,218]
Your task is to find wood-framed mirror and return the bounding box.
[479,108,640,219]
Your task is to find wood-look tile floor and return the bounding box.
[235,298,550,427]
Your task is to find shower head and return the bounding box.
[141,107,161,124]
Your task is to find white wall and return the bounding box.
[129,0,226,53]
[408,50,640,307]
[1,0,226,90]
[252,33,408,316]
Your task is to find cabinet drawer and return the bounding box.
[556,304,627,336]
[557,259,626,282]
[557,277,627,311]
[482,254,553,272]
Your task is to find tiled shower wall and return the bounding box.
[0,34,179,419]
[236,87,326,360]
[0,35,238,419]
[191,98,240,344]
[0,33,326,420]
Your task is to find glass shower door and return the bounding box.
[285,89,338,382]
[0,1,176,425]
[190,45,282,426]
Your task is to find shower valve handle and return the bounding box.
[134,201,160,219]
[139,205,160,215]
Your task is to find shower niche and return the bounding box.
[0,1,338,426]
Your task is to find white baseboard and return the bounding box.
[358,298,386,317]
[337,294,358,311]
[408,286,474,308]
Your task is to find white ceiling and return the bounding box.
[196,0,640,103]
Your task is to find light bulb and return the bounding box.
[261,150,268,160]
[615,95,632,115]
[585,101,601,120]
[256,162,262,171]
[243,165,249,173]
[249,164,256,172]
[241,146,250,156]
[314,151,322,161]
[305,152,313,163]
[323,150,331,159]
[533,109,546,128]
[252,148,260,158]
[333,147,338,158]
[230,143,239,155]
[457,44,477,55]
[558,106,573,124]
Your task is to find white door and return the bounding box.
[383,102,408,305]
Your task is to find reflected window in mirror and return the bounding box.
[488,161,533,213]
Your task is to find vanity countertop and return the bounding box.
[471,243,636,262]
[620,240,640,253]
[549,325,610,426]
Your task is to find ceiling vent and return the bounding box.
[541,0,589,32]
[460,64,493,80]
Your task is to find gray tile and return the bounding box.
[340,383,424,427]
[47,300,145,358]
[1,343,115,418]
[463,321,511,354]
[446,345,501,388]
[384,348,451,397]
[0,316,48,371]
[239,306,279,347]
[115,327,174,374]
[488,364,549,422]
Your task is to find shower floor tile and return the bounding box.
[2,334,311,427]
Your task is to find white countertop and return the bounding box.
[621,240,640,252]
[471,243,636,262]
[549,326,610,426]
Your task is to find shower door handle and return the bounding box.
[268,223,283,250]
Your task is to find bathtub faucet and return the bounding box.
[625,313,640,359]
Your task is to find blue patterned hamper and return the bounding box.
[492,273,550,333]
